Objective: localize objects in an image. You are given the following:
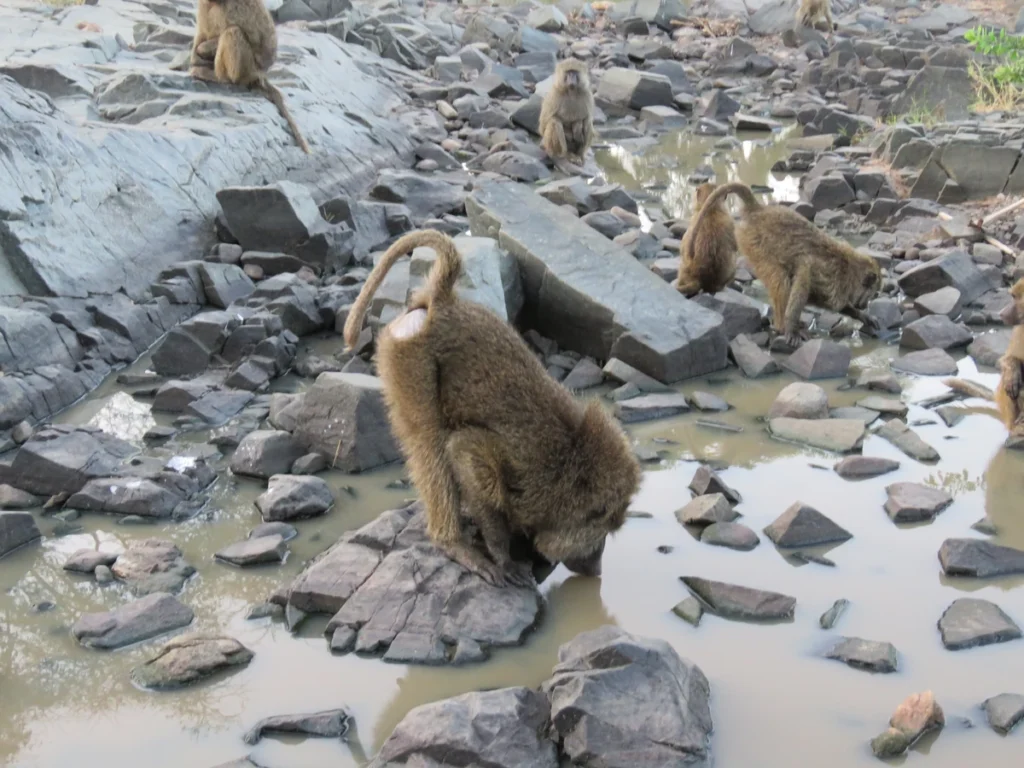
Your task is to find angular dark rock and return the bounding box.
[783,339,851,380]
[877,420,940,462]
[700,521,759,551]
[197,263,255,309]
[216,181,326,253]
[67,477,184,519]
[256,475,334,521]
[764,502,852,548]
[688,465,741,504]
[890,348,959,376]
[562,358,604,390]
[602,358,672,392]
[675,494,737,527]
[596,67,674,109]
[132,634,253,690]
[897,250,989,303]
[216,535,287,567]
[0,511,41,558]
[938,598,1022,650]
[614,392,690,423]
[825,636,899,673]
[72,593,194,650]
[913,286,962,318]
[884,482,953,523]
[230,430,302,480]
[938,538,1024,578]
[728,334,780,377]
[244,708,350,746]
[9,428,136,496]
[901,315,973,351]
[680,576,795,621]
[982,693,1024,735]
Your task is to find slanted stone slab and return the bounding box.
[764,502,852,548]
[467,181,727,383]
[938,598,1022,650]
[675,494,737,527]
[884,482,953,523]
[938,538,1024,578]
[982,693,1024,734]
[0,512,41,558]
[783,339,851,380]
[891,348,958,375]
[72,593,194,649]
[9,428,137,497]
[681,576,795,621]
[825,637,899,673]
[688,465,741,504]
[877,419,940,462]
[132,634,253,690]
[614,392,690,423]
[768,417,865,452]
[287,502,541,664]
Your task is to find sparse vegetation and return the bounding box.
[883,100,944,129]
[965,26,1024,110]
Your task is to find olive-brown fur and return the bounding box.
[686,182,882,345]
[676,182,738,297]
[796,0,836,32]
[342,230,641,586]
[190,0,310,153]
[945,277,1024,438]
[539,59,595,164]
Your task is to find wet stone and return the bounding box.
[63,548,119,573]
[562,358,604,390]
[871,691,945,759]
[9,428,137,497]
[688,465,741,504]
[67,477,184,519]
[938,538,1024,578]
[938,598,1022,650]
[689,391,729,412]
[230,430,302,480]
[675,493,737,527]
[783,339,851,380]
[249,521,297,542]
[672,596,705,626]
[95,565,113,584]
[216,535,287,567]
[877,419,940,462]
[243,708,350,746]
[330,626,356,653]
[701,521,760,551]
[256,475,334,521]
[935,405,966,427]
[0,511,42,558]
[982,693,1024,734]
[0,485,42,510]
[857,371,902,394]
[884,482,953,523]
[768,417,866,453]
[681,576,795,621]
[764,502,852,548]
[768,382,828,419]
[72,593,194,650]
[614,392,690,423]
[729,334,780,378]
[819,598,849,629]
[112,539,195,596]
[825,636,899,673]
[834,456,900,479]
[857,396,908,417]
[890,348,959,376]
[383,632,447,665]
[131,634,253,690]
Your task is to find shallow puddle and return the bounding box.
[3,128,1024,767]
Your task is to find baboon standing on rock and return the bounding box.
[189,0,310,153]
[685,182,882,346]
[795,0,836,33]
[343,230,641,587]
[676,182,738,297]
[539,58,595,165]
[945,277,1024,439]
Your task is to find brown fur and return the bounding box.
[944,278,1024,438]
[796,0,836,32]
[539,59,595,164]
[190,0,310,153]
[676,182,738,297]
[343,230,641,586]
[686,182,882,345]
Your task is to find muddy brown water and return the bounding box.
[2,128,1023,768]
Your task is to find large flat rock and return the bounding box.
[466,180,728,383]
[0,0,413,299]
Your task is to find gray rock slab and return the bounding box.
[938,598,1022,650]
[681,576,795,621]
[216,535,287,567]
[63,548,119,574]
[614,392,690,423]
[0,484,42,510]
[877,419,940,462]
[112,539,196,596]
[467,181,727,383]
[8,428,137,497]
[132,634,253,690]
[891,348,959,375]
[834,456,900,479]
[857,396,908,417]
[764,502,852,548]
[938,538,1024,578]
[368,688,556,768]
[701,521,760,551]
[688,465,741,504]
[768,417,866,452]
[72,593,194,650]
[0,511,41,558]
[768,382,829,419]
[901,315,973,351]
[675,494,737,527]
[729,334,780,377]
[897,250,990,303]
[884,482,953,523]
[230,430,302,480]
[67,477,183,518]
[825,636,899,673]
[982,693,1024,734]
[244,708,350,746]
[256,475,334,521]
[783,339,851,380]
[672,596,705,625]
[542,626,713,768]
[689,391,729,412]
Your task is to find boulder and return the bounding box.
[768,382,828,419]
[112,539,196,596]
[256,475,334,521]
[230,430,302,479]
[891,66,975,122]
[728,334,780,378]
[67,477,185,518]
[675,494,737,527]
[901,315,973,351]
[467,181,727,383]
[596,68,674,110]
[701,522,760,551]
[216,535,288,566]
[763,502,852,548]
[72,593,194,650]
[913,286,962,318]
[132,634,253,690]
[688,465,741,504]
[890,348,959,376]
[897,251,989,303]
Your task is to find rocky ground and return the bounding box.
[3,0,1024,765]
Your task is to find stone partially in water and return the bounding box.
[368,688,556,768]
[833,456,900,479]
[672,596,705,626]
[243,708,351,746]
[681,576,795,621]
[0,511,41,558]
[783,339,851,380]
[675,494,737,527]
[901,314,973,351]
[688,465,742,504]
[819,598,850,629]
[689,391,729,412]
[72,593,194,650]
[112,539,195,596]
[876,419,940,462]
[249,521,298,541]
[63,548,119,573]
[871,691,945,759]
[884,482,953,523]
[255,475,334,521]
[542,626,713,768]
[938,538,1024,578]
[0,484,42,510]
[857,396,909,417]
[701,521,760,551]
[825,637,899,673]
[8,428,137,497]
[132,634,253,690]
[229,430,302,480]
[982,693,1024,734]
[729,334,780,378]
[67,477,184,519]
[614,392,690,423]
[768,417,866,452]
[938,598,1022,650]
[767,382,829,419]
[216,535,287,567]
[890,348,959,376]
[763,502,852,548]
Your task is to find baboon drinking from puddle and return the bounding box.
[676,182,738,297]
[343,230,641,587]
[945,277,1024,439]
[684,182,882,346]
[189,0,310,153]
[539,58,595,166]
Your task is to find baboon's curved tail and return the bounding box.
[944,378,996,401]
[682,182,761,264]
[259,78,311,154]
[343,230,463,350]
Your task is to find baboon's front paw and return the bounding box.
[503,562,536,589]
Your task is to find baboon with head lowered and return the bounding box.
[676,182,738,297]
[944,277,1024,438]
[343,230,641,586]
[795,0,836,32]
[190,0,310,153]
[539,59,595,165]
[685,182,882,345]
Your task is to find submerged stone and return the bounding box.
[243,708,351,745]
[72,593,194,650]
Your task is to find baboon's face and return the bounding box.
[852,264,882,309]
[533,504,627,577]
[1000,280,1024,326]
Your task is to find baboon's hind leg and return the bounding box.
[214,26,259,86]
[542,119,567,159]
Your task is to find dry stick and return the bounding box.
[936,211,1017,257]
[981,196,1024,227]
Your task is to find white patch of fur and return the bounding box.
[389,308,427,339]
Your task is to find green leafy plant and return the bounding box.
[964,26,1024,109]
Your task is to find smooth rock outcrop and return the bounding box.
[72,593,194,650]
[132,634,253,690]
[467,181,727,383]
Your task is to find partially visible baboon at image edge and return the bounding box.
[342,230,641,587]
[539,58,595,164]
[684,182,882,345]
[795,0,836,32]
[676,182,738,297]
[190,0,311,153]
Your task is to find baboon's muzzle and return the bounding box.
[562,539,605,577]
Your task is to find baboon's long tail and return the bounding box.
[259,79,311,154]
[342,230,463,350]
[944,378,996,401]
[682,182,760,264]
